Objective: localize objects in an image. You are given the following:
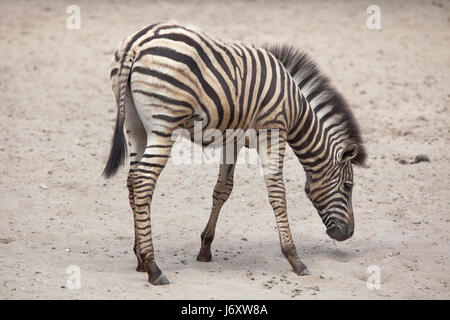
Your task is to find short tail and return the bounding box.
[103,46,136,178]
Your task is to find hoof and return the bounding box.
[294,264,311,276]
[298,267,311,276]
[196,249,212,262]
[149,273,170,286]
[282,245,310,276]
[146,262,170,285]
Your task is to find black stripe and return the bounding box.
[132,89,194,111]
[246,49,258,125]
[152,130,172,138]
[259,54,277,110]
[141,154,170,158]
[249,50,268,122]
[138,162,166,168]
[237,46,248,128]
[152,114,188,123]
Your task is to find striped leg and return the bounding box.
[197,146,238,262]
[131,134,174,285]
[260,132,310,276]
[128,155,146,272]
[123,89,147,272]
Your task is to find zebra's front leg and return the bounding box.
[261,133,310,276]
[132,134,174,285]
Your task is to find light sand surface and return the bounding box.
[0,0,449,299]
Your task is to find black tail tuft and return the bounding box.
[103,111,126,178]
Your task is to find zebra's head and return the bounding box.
[304,142,360,241]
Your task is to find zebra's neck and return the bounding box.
[265,44,366,171]
[287,94,336,173]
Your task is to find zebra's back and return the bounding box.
[111,22,298,141]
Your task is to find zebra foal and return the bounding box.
[103,22,367,285]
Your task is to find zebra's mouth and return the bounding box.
[325,219,353,241]
[319,210,353,241]
[326,224,351,241]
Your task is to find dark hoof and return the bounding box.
[298,267,311,276]
[145,262,169,285]
[294,263,311,276]
[149,273,170,286]
[196,249,212,262]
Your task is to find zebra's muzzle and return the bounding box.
[326,223,353,241]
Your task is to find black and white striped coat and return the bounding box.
[104,22,366,285]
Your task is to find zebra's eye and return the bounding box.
[343,182,353,192]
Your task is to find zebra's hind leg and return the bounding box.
[197,146,239,262]
[132,133,174,285]
[197,163,236,262]
[260,131,310,276]
[128,164,146,272]
[124,88,147,272]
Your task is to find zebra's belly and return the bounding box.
[179,114,265,151]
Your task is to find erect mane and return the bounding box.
[263,44,367,166]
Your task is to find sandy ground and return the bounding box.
[0,0,449,300]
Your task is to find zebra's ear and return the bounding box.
[337,143,359,164]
